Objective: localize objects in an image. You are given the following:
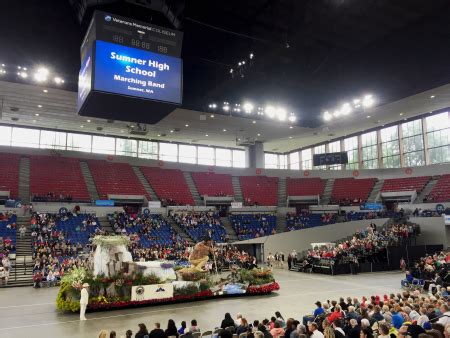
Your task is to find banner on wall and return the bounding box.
[96,200,115,206]
[362,203,384,210]
[231,202,243,208]
[131,283,173,301]
[5,199,21,208]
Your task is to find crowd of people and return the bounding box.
[215,244,258,270]
[31,212,102,287]
[32,192,75,203]
[230,214,277,240]
[170,210,228,243]
[97,287,450,338]
[301,223,419,269]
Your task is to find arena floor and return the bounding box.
[0,270,403,338]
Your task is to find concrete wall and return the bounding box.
[236,218,389,255]
[409,216,448,248]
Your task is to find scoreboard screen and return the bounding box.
[77,10,184,123]
[94,40,182,104]
[313,152,349,166]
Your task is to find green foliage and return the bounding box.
[180,270,207,281]
[239,268,275,286]
[56,282,80,312]
[174,284,200,296]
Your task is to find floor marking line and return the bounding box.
[0,302,54,309]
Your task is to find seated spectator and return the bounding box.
[236,318,250,335]
[149,322,167,338]
[178,321,187,335]
[135,324,149,338]
[189,319,200,333]
[165,319,179,338]
[221,313,235,329]
[270,321,285,338]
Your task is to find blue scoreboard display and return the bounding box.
[77,11,183,124]
[94,40,182,104]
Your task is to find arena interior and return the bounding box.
[0,1,449,338]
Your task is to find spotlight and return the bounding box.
[43,89,48,93]
[288,114,296,122]
[265,106,276,119]
[323,111,332,121]
[18,71,28,78]
[243,102,254,114]
[242,61,246,65]
[54,77,64,84]
[238,62,242,66]
[276,108,287,121]
[362,94,374,108]
[252,120,256,124]
[223,105,230,112]
[249,53,254,59]
[1,64,5,67]
[341,102,352,115]
[230,69,233,74]
[333,110,341,117]
[17,66,21,69]
[34,67,49,82]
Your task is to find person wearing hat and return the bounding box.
[80,282,89,321]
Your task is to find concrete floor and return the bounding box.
[0,270,403,338]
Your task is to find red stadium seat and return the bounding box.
[239,176,278,206]
[286,177,325,196]
[0,153,20,198]
[428,174,450,202]
[381,176,431,193]
[191,172,234,197]
[331,178,376,205]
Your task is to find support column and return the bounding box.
[246,141,264,169]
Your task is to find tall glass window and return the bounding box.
[402,119,424,166]
[232,150,246,168]
[380,126,400,168]
[301,148,312,169]
[178,145,196,164]
[159,142,178,162]
[138,141,158,159]
[92,136,115,154]
[0,126,11,146]
[344,136,359,169]
[328,141,341,170]
[67,133,91,152]
[426,112,449,164]
[11,127,40,148]
[265,153,278,169]
[216,148,232,167]
[313,145,326,169]
[361,131,378,169]
[115,138,137,157]
[289,152,300,170]
[39,131,66,150]
[197,146,215,165]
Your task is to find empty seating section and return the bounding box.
[239,176,279,206]
[331,178,376,205]
[30,156,90,201]
[191,172,234,197]
[428,175,450,202]
[0,153,20,198]
[286,177,325,196]
[381,176,430,193]
[88,160,149,199]
[140,167,194,205]
[230,214,277,240]
[0,214,17,253]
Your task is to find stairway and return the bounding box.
[231,176,243,202]
[18,156,30,203]
[98,216,114,234]
[132,167,159,201]
[220,217,238,242]
[277,177,287,207]
[182,172,203,206]
[276,213,286,233]
[368,179,384,203]
[79,161,99,200]
[7,215,34,287]
[166,217,194,245]
[320,178,334,205]
[415,177,439,203]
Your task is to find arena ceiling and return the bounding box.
[0,0,450,151]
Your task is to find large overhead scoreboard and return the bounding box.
[78,11,183,123]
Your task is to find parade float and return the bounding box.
[56,235,280,312]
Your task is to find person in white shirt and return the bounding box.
[80,283,89,321]
[438,304,450,327]
[235,313,243,327]
[308,322,324,338]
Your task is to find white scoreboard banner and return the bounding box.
[131,283,174,301]
[444,214,450,226]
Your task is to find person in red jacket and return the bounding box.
[327,305,343,323]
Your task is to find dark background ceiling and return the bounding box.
[0,0,449,127]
